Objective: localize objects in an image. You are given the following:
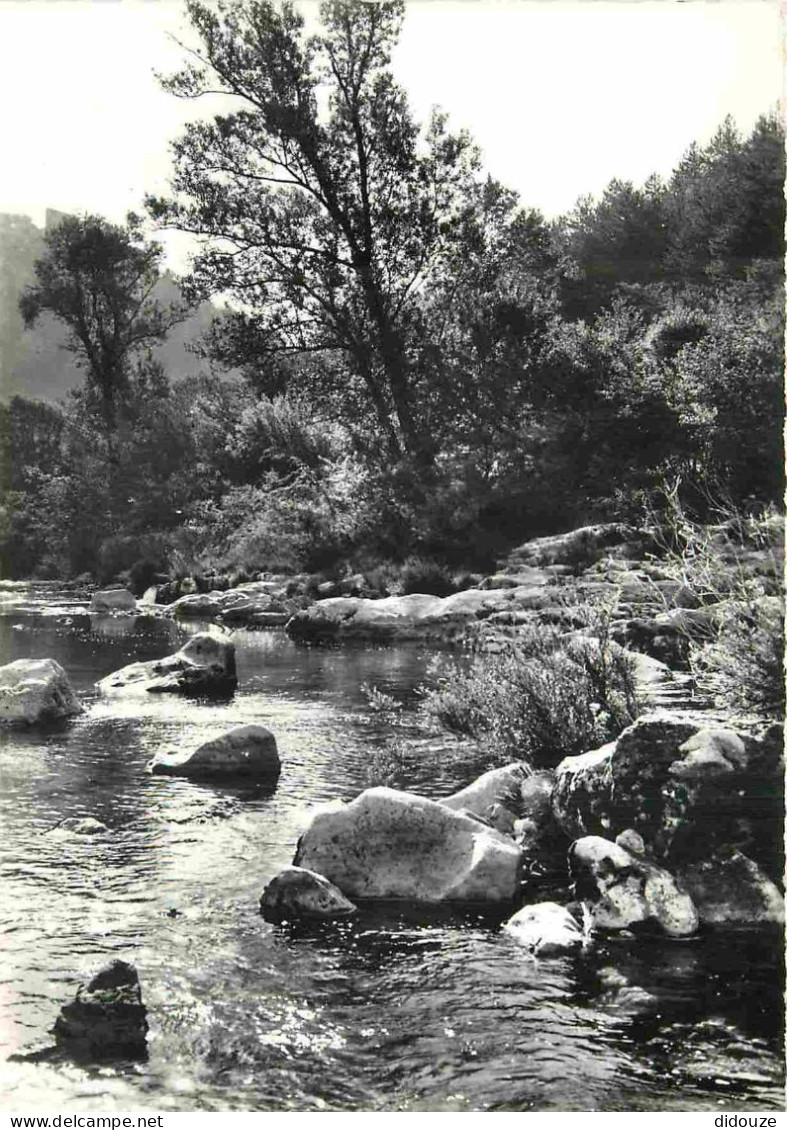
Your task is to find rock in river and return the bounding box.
[294,787,523,905]
[260,866,357,922]
[552,712,783,873]
[148,724,280,780]
[89,588,137,613]
[0,657,83,725]
[678,851,784,927]
[53,959,148,1060]
[503,902,584,956]
[96,631,237,696]
[441,762,531,833]
[570,835,698,937]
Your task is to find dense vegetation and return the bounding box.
[1,0,783,585]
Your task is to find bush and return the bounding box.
[652,488,785,719]
[398,556,455,597]
[420,625,641,768]
[692,596,784,718]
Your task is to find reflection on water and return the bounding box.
[0,589,783,1111]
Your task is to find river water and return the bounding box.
[0,586,783,1112]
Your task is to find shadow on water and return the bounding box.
[0,588,783,1111]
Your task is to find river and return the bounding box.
[0,586,783,1112]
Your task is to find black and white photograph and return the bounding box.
[0,0,784,1115]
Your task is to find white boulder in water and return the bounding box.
[89,588,137,613]
[0,658,83,725]
[294,787,523,905]
[96,631,237,696]
[148,724,280,780]
[260,866,357,921]
[503,902,584,956]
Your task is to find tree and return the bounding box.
[148,0,483,467]
[19,214,189,442]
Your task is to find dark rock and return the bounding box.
[260,866,357,922]
[679,851,784,926]
[552,712,783,874]
[53,960,148,1060]
[148,724,280,780]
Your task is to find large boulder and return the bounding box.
[260,866,357,922]
[678,852,785,926]
[53,960,148,1060]
[552,713,783,873]
[89,589,137,613]
[294,787,523,905]
[570,835,698,937]
[503,523,652,570]
[440,762,530,834]
[148,724,280,780]
[503,902,584,956]
[0,658,83,725]
[169,593,224,620]
[96,632,237,697]
[285,587,560,643]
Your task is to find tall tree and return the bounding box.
[19,214,189,441]
[148,0,482,467]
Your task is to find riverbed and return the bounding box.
[0,587,783,1111]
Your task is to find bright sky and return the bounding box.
[0,0,782,270]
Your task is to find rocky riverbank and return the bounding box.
[2,517,782,1071]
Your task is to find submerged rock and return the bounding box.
[260,866,357,922]
[148,724,280,780]
[294,787,523,905]
[0,658,84,725]
[53,959,148,1060]
[96,632,237,697]
[679,852,785,926]
[503,901,584,956]
[569,835,698,937]
[89,589,137,613]
[47,817,108,836]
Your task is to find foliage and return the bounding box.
[650,487,784,719]
[398,556,455,596]
[420,625,641,768]
[148,0,487,467]
[19,214,189,436]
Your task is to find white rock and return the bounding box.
[504,902,584,956]
[89,589,137,613]
[294,787,523,905]
[96,632,236,696]
[0,658,83,725]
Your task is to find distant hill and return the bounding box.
[0,212,219,404]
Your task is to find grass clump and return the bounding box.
[651,485,784,720]
[420,625,641,769]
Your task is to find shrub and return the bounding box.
[398,556,455,597]
[692,596,784,718]
[650,487,784,719]
[420,626,641,768]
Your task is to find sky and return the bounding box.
[0,0,782,270]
